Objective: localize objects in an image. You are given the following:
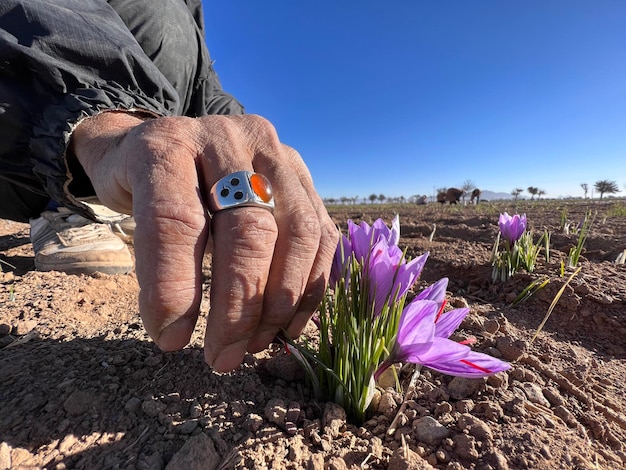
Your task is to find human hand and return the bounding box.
[71,112,339,372]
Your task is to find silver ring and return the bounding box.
[207,171,275,215]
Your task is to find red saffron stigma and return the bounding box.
[280,339,292,355]
[435,299,447,323]
[460,359,492,374]
[460,337,477,345]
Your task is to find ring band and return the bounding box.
[207,171,275,215]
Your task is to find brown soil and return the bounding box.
[1,200,625,470]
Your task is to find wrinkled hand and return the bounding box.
[72,112,339,372]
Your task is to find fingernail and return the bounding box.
[246,330,276,354]
[205,340,248,373]
[153,317,195,351]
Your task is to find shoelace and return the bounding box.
[31,213,122,252]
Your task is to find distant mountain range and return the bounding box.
[479,190,578,200]
[479,190,516,201]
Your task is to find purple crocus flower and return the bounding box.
[375,285,510,379]
[367,242,428,316]
[329,216,428,316]
[498,212,527,246]
[348,214,400,264]
[330,232,353,286]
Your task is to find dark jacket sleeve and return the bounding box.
[0,0,180,214]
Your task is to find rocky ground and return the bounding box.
[0,199,625,469]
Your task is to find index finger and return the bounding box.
[130,120,210,351]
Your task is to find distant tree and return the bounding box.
[537,189,546,199]
[351,196,359,205]
[461,180,475,203]
[527,186,539,200]
[594,180,620,199]
[399,195,406,204]
[340,196,349,205]
[580,183,588,199]
[462,180,475,191]
[511,188,523,200]
[378,194,386,204]
[368,193,378,204]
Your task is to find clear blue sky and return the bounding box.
[204,1,626,200]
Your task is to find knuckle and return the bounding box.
[220,210,278,258]
[139,203,207,239]
[245,114,276,133]
[137,117,199,152]
[283,146,309,171]
[286,210,322,252]
[239,114,282,150]
[256,309,288,331]
[127,119,202,185]
[320,218,340,257]
[196,115,245,150]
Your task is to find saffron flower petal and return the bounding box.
[374,299,438,379]
[407,337,470,364]
[408,338,510,378]
[415,277,448,303]
[395,253,429,295]
[370,214,400,247]
[423,344,511,378]
[396,300,438,347]
[347,220,372,263]
[498,212,527,245]
[435,308,469,339]
[389,214,400,246]
[330,233,352,286]
[368,244,428,316]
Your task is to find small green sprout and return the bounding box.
[512,277,550,306]
[567,210,595,268]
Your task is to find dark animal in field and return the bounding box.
[470,188,482,204]
[437,187,465,204]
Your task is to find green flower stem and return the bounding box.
[291,255,408,423]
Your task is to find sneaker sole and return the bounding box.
[34,260,134,275]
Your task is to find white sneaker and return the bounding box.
[29,210,133,275]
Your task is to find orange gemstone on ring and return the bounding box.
[250,173,273,203]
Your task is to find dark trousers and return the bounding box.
[0,0,243,222]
